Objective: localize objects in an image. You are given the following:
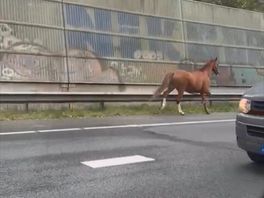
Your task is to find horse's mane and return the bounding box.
[199,59,212,72]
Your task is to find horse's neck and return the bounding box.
[199,64,212,77]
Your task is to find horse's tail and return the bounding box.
[151,72,174,100]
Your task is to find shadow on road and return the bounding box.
[239,163,264,176]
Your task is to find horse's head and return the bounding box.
[211,57,219,75]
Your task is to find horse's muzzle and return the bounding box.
[214,70,219,75]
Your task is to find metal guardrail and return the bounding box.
[0,92,242,103]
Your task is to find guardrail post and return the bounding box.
[25,103,29,113]
[69,103,73,111]
[100,102,105,110]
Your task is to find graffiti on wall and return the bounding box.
[64,5,183,84]
[1,4,263,86]
[67,49,124,83]
[0,23,61,81]
[65,5,182,60]
[64,5,264,86]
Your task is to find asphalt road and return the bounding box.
[0,113,263,198]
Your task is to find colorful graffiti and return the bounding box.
[65,5,182,61]
[63,5,264,86]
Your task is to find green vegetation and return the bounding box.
[0,102,238,121]
[195,0,264,12]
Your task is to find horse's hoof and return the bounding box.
[179,112,185,116]
[203,105,210,114]
[205,109,210,114]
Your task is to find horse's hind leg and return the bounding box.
[160,98,166,110]
[204,103,210,114]
[176,90,185,115]
[160,89,167,110]
[160,85,174,110]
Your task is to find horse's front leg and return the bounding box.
[207,91,213,107]
[201,93,210,114]
[177,102,185,115]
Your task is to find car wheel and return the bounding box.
[247,152,264,163]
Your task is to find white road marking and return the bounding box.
[81,155,155,168]
[0,119,235,136]
[83,119,235,130]
[38,128,81,133]
[0,131,36,135]
[82,124,139,130]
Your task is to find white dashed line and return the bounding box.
[81,155,155,168]
[0,131,36,135]
[38,128,82,133]
[82,124,139,130]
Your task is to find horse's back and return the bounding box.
[172,70,194,83]
[171,70,206,92]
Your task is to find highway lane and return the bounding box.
[0,113,263,198]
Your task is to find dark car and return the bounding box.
[236,82,264,163]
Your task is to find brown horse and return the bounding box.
[153,57,219,115]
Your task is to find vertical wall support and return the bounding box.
[179,0,187,61]
[61,0,70,92]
